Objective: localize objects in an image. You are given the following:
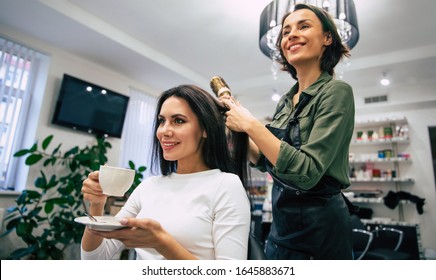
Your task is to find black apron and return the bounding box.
[264,93,353,260]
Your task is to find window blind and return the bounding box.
[0,36,38,189]
[119,86,157,177]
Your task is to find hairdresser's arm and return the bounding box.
[247,138,261,165]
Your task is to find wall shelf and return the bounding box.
[349,117,412,222]
[355,117,408,128]
[350,178,414,183]
[349,197,412,204]
[351,137,410,146]
[350,158,412,164]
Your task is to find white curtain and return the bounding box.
[119,86,157,177]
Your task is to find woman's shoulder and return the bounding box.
[134,175,161,190]
[217,171,243,184]
[215,172,246,196]
[325,78,353,93]
[317,78,354,104]
[190,169,240,181]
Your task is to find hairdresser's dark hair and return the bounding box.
[276,4,350,80]
[150,84,250,187]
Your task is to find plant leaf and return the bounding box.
[42,135,53,151]
[43,158,52,167]
[29,143,38,153]
[13,149,30,157]
[28,207,43,218]
[42,135,53,150]
[64,146,79,158]
[6,205,19,213]
[8,246,37,260]
[44,201,54,213]
[34,177,47,189]
[16,222,33,237]
[52,143,62,156]
[25,154,43,165]
[6,217,21,230]
[4,135,118,259]
[16,191,28,205]
[26,190,42,199]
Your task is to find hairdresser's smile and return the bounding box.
[288,42,306,52]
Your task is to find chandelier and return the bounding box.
[259,0,359,77]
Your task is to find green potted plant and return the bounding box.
[1,135,145,259]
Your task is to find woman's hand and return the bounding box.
[90,217,197,259]
[82,171,107,208]
[89,217,166,248]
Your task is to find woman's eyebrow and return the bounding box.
[283,18,312,29]
[158,113,186,118]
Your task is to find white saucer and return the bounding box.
[74,216,127,231]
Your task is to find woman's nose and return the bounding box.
[288,29,298,40]
[159,123,173,137]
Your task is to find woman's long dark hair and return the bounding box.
[275,4,350,80]
[150,84,250,188]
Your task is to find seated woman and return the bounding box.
[80,85,251,260]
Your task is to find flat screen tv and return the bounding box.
[52,74,130,138]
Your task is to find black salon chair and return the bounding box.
[351,216,374,260]
[351,215,411,260]
[247,232,267,260]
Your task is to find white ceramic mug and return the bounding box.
[99,165,135,197]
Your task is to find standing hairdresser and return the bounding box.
[221,4,355,259]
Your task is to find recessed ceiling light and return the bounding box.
[380,78,390,86]
[272,93,280,102]
[380,72,390,86]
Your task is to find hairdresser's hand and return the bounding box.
[90,217,168,249]
[221,98,257,133]
[82,171,107,208]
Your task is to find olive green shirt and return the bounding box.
[253,72,355,190]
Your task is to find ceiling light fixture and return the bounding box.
[272,93,281,102]
[259,0,359,78]
[380,72,390,86]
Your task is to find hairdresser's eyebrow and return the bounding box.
[283,18,313,30]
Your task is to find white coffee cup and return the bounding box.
[99,165,135,197]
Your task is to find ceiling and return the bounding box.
[1,0,436,120]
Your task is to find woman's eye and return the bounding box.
[301,24,309,30]
[158,118,165,125]
[174,118,185,124]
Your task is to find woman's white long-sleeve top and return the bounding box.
[81,169,251,260]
